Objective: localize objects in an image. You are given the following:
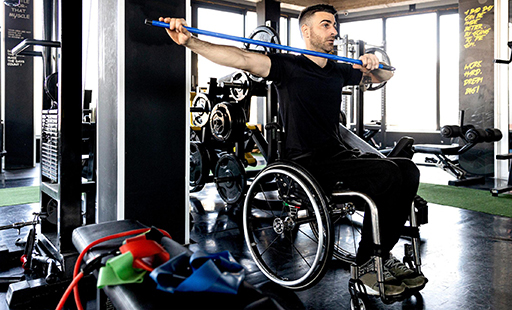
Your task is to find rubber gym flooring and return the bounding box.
[1,163,512,309]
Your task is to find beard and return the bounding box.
[309,30,334,53]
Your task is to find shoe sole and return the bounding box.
[404,276,428,292]
[361,283,407,297]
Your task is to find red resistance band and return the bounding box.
[119,234,170,272]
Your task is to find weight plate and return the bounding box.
[244,25,280,82]
[230,71,251,102]
[191,92,211,127]
[364,47,391,91]
[190,141,210,192]
[214,154,246,204]
[244,25,281,54]
[210,102,246,142]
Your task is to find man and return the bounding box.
[161,3,426,298]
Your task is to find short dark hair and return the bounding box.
[298,4,337,27]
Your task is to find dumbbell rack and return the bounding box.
[190,69,278,206]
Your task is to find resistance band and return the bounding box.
[144,19,395,71]
[56,227,171,310]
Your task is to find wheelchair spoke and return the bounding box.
[286,233,312,268]
[297,226,319,244]
[260,234,280,257]
[258,182,277,217]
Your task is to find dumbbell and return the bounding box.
[440,124,479,139]
[465,128,502,143]
[440,125,461,138]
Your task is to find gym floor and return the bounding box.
[1,161,512,309]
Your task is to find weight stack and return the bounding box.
[41,110,59,182]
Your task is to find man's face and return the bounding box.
[304,11,338,53]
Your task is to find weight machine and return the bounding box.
[1,1,96,307]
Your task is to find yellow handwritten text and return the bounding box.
[463,5,493,48]
[463,60,484,95]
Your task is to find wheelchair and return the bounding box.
[241,126,426,308]
[189,26,427,309]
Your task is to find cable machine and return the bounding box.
[4,0,96,307]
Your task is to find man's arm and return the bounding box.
[160,17,271,78]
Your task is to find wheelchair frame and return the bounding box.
[189,65,425,308]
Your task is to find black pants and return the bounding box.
[294,151,420,264]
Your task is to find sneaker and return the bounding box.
[358,258,406,297]
[384,254,428,290]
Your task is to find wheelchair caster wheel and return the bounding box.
[350,297,366,310]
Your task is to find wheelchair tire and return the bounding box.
[243,162,334,290]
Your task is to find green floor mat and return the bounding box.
[0,186,40,207]
[418,183,512,218]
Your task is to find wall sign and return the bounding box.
[458,0,494,176]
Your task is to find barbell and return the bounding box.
[145,19,395,71]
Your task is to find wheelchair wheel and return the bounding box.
[243,163,333,290]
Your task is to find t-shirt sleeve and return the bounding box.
[338,63,363,86]
[266,54,290,86]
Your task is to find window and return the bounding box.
[245,11,257,38]
[439,14,460,127]
[196,8,245,87]
[289,17,302,49]
[279,17,288,46]
[386,13,437,131]
[339,19,384,124]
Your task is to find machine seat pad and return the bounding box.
[413,144,461,156]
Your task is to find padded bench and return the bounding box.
[413,144,485,186]
[72,219,284,310]
[413,144,461,156]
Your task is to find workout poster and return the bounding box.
[458,0,494,175]
[3,0,34,169]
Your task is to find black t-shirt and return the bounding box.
[266,53,363,159]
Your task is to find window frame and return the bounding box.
[338,5,459,142]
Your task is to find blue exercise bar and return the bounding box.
[145,19,395,71]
